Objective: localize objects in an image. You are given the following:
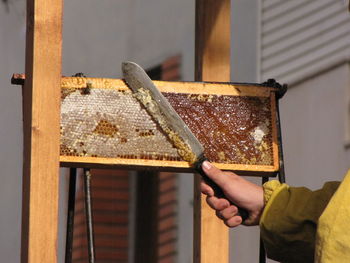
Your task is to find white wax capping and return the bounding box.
[252,126,267,144]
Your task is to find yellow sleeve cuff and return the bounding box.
[262,180,283,205]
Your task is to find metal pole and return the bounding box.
[65,168,77,263]
[263,79,287,183]
[83,168,96,263]
[259,176,269,263]
[259,79,287,263]
[276,98,286,183]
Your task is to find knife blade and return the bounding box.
[122,61,249,222]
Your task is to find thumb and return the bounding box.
[202,161,230,189]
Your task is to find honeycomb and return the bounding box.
[164,93,273,165]
[133,87,197,164]
[61,87,180,161]
[60,79,274,166]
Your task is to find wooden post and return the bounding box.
[194,0,231,263]
[21,0,63,262]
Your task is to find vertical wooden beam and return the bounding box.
[21,0,63,262]
[195,0,231,82]
[194,0,231,263]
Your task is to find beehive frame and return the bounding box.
[58,78,279,175]
[19,0,271,262]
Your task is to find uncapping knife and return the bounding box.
[122,61,249,222]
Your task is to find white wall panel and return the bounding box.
[260,0,350,84]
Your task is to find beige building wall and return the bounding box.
[231,1,350,262]
[0,1,25,263]
[280,63,350,189]
[1,0,349,262]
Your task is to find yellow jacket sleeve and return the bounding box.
[315,170,350,262]
[259,179,340,262]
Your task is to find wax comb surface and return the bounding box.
[59,77,278,173]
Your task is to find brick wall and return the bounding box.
[72,169,129,263]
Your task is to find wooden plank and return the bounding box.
[12,75,276,97]
[194,1,231,263]
[61,156,277,175]
[21,0,62,262]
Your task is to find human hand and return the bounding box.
[200,161,265,227]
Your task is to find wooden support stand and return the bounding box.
[21,0,63,262]
[194,0,231,262]
[20,0,261,262]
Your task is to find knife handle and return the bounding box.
[195,156,249,222]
